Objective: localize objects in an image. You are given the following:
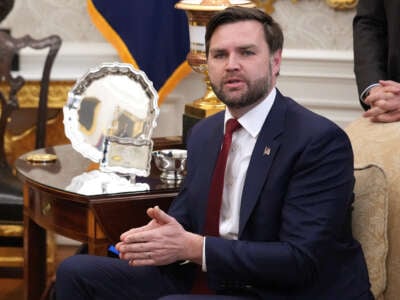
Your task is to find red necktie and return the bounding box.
[191,118,241,294]
[204,118,242,236]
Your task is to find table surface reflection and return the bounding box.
[16,144,181,195]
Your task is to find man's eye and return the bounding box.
[213,53,225,59]
[242,50,255,56]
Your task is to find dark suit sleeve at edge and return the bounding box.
[353,0,387,109]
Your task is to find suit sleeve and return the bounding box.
[353,0,387,110]
[205,125,355,290]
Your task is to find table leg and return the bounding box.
[87,211,109,256]
[88,241,109,256]
[24,207,46,300]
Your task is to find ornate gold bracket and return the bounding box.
[325,0,358,9]
[254,0,357,13]
[0,80,74,108]
[254,0,277,14]
[1,80,74,164]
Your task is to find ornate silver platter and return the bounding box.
[63,62,159,178]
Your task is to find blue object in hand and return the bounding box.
[108,245,120,257]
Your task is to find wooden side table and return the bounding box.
[16,142,182,300]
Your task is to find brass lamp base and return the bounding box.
[185,102,225,119]
[182,95,225,144]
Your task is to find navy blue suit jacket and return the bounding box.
[167,90,371,299]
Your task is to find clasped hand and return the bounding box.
[116,206,203,267]
[364,80,400,122]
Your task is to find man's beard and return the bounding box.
[211,66,272,109]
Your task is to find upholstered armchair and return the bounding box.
[346,117,400,300]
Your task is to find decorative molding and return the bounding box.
[0,80,74,108]
[325,0,358,9]
[278,49,363,128]
[19,42,119,80]
[254,0,357,13]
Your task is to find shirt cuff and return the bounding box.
[178,236,207,269]
[360,83,380,103]
[202,236,207,272]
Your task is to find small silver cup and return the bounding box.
[152,149,187,184]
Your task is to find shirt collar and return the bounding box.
[224,87,276,138]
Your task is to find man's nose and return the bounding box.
[226,54,240,70]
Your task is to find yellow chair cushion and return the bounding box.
[352,165,389,299]
[346,117,400,300]
[353,164,388,299]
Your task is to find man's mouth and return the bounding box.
[224,78,245,89]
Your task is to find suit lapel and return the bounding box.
[238,91,287,237]
[196,113,225,232]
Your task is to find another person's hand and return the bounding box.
[363,80,400,122]
[116,206,203,266]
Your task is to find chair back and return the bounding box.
[0,31,61,170]
[346,117,400,300]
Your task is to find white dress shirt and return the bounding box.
[202,88,276,271]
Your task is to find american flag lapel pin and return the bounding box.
[263,146,271,156]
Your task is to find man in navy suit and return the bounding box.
[353,0,400,122]
[56,7,372,299]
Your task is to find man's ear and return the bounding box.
[271,49,282,77]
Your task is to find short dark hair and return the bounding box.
[205,6,284,57]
